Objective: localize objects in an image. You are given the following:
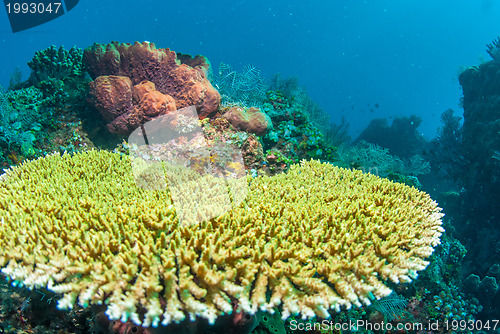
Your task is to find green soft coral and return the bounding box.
[28,45,85,83]
[27,45,89,108]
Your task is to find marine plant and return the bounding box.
[324,116,351,149]
[0,86,47,160]
[269,74,299,99]
[486,36,500,60]
[370,293,407,322]
[428,109,464,185]
[0,150,443,328]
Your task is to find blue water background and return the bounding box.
[0,0,499,139]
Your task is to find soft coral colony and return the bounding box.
[0,42,444,330]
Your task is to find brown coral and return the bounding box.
[223,106,273,136]
[89,77,176,134]
[84,41,220,128]
[88,75,134,123]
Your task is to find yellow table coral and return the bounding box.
[0,150,443,327]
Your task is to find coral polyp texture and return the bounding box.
[84,41,220,133]
[0,150,443,328]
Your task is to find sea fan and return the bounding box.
[324,116,351,148]
[213,62,267,107]
[372,293,408,322]
[293,87,330,133]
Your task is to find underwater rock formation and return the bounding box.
[355,115,426,158]
[463,264,500,314]
[458,41,500,222]
[84,41,220,133]
[0,150,443,328]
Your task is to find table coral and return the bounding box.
[83,41,220,131]
[0,151,443,328]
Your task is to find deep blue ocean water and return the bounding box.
[1,0,499,139]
